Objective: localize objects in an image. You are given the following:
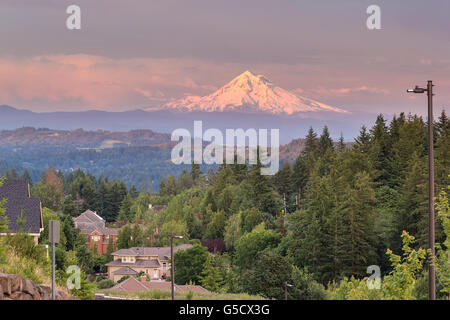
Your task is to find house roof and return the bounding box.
[111,244,192,260]
[106,258,161,268]
[0,179,43,234]
[92,227,119,236]
[109,277,150,292]
[74,209,105,235]
[112,267,138,275]
[109,277,210,294]
[74,209,104,223]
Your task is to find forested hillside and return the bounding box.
[2,111,449,300]
[0,129,345,192]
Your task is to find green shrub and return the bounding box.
[4,232,47,264]
[118,275,130,283]
[97,279,116,289]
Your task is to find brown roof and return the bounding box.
[111,244,192,260]
[109,277,209,294]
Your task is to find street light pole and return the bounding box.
[170,232,174,301]
[426,80,436,301]
[284,282,292,300]
[170,232,183,301]
[407,81,435,300]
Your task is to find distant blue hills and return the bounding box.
[0,105,378,143]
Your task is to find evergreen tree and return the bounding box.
[319,125,334,155]
[230,154,248,183]
[245,158,279,216]
[387,115,426,187]
[292,155,309,200]
[63,196,78,217]
[178,170,194,191]
[303,127,319,158]
[117,225,132,249]
[118,194,133,222]
[200,256,224,292]
[339,172,378,278]
[290,171,335,283]
[397,152,430,248]
[369,114,391,184]
[6,169,20,180]
[435,110,450,189]
[275,162,293,198]
[129,185,139,199]
[337,132,346,152]
[191,162,203,181]
[166,176,177,196]
[22,169,32,186]
[159,177,166,196]
[354,125,370,153]
[61,214,77,251]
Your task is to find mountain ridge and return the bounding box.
[149,71,348,115]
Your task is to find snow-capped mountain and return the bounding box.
[150,70,347,115]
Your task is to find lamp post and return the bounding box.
[170,232,183,300]
[49,220,60,300]
[284,282,293,300]
[407,80,435,300]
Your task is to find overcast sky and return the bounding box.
[0,0,449,116]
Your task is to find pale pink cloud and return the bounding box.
[302,86,390,97]
[0,54,447,116]
[0,55,223,110]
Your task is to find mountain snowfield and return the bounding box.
[150,70,347,115]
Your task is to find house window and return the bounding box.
[92,235,100,242]
[162,263,167,270]
[122,256,135,263]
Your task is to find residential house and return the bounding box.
[106,244,192,282]
[107,276,209,295]
[0,179,43,244]
[73,209,119,255]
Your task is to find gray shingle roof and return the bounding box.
[0,179,42,234]
[111,244,192,261]
[74,209,108,236]
[106,258,161,268]
[112,267,138,275]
